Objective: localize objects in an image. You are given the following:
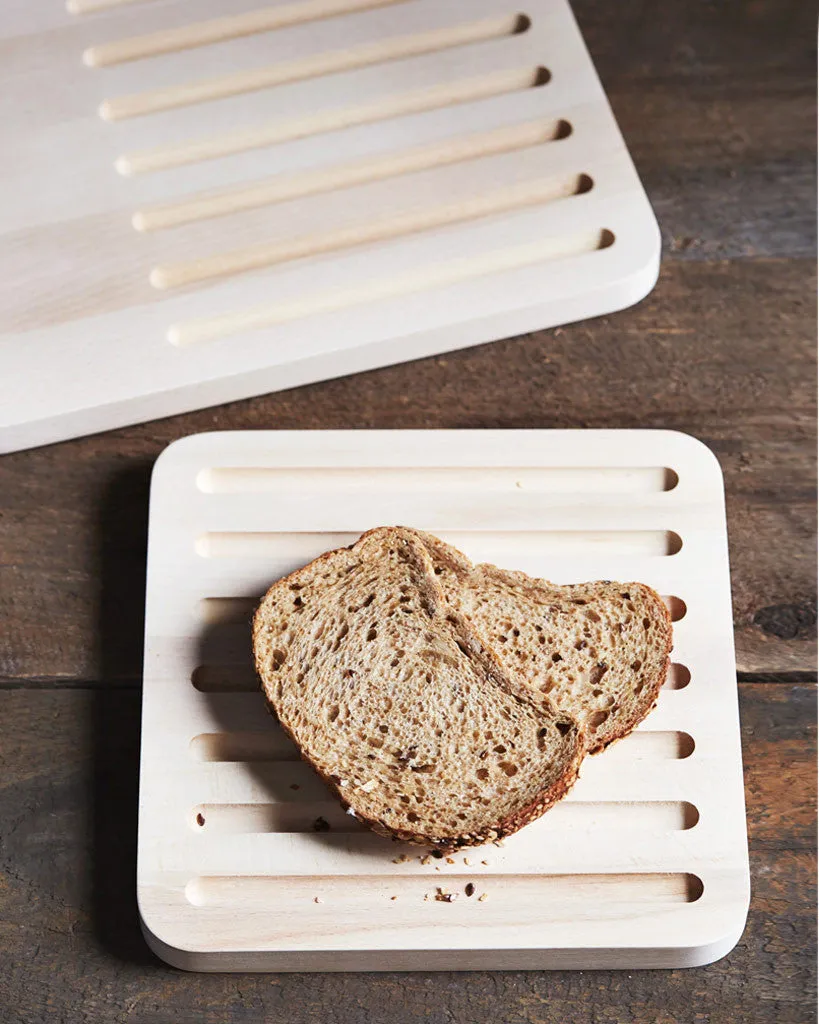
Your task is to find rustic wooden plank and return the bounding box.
[574,0,816,262]
[1,258,814,682]
[0,683,814,1022]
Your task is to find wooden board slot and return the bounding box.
[190,661,692,693]
[198,589,684,626]
[168,228,610,345]
[83,0,410,66]
[197,466,679,495]
[187,729,695,763]
[190,800,699,834]
[185,873,705,909]
[196,529,682,560]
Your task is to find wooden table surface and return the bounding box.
[0,1,815,1021]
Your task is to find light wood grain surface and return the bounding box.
[0,0,814,1019]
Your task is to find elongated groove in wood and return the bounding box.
[198,586,683,625]
[196,465,678,495]
[189,732,299,763]
[133,119,571,233]
[191,661,692,693]
[189,729,695,762]
[185,873,705,907]
[190,800,699,833]
[167,226,608,345]
[101,13,532,121]
[150,173,593,290]
[67,0,147,12]
[196,529,681,559]
[83,0,409,67]
[116,66,551,176]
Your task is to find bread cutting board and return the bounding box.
[1,0,658,453]
[138,429,749,971]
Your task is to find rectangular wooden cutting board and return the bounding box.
[138,429,749,971]
[0,0,658,452]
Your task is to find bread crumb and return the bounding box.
[481,860,489,866]
[478,893,488,902]
[390,895,398,901]
[423,893,430,901]
[434,887,457,903]
[434,866,441,871]
[493,839,505,848]
[465,883,475,897]
[420,855,432,866]
[313,897,322,904]
[392,854,409,864]
[445,857,455,865]
[463,858,471,866]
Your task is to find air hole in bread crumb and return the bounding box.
[366,628,377,641]
[572,599,587,606]
[591,688,603,697]
[493,745,507,754]
[270,649,286,670]
[499,762,518,777]
[328,705,340,722]
[556,721,572,736]
[552,653,563,663]
[476,768,490,781]
[575,640,588,650]
[589,663,608,686]
[407,812,420,822]
[584,610,602,623]
[589,710,609,729]
[631,660,642,671]
[643,617,651,629]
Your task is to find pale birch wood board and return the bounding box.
[138,429,750,971]
[0,0,658,453]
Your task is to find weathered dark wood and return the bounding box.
[0,683,814,1023]
[1,259,814,682]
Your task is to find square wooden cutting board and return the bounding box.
[138,429,749,971]
[1,0,658,452]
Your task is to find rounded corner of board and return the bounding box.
[150,432,229,486]
[138,900,202,972]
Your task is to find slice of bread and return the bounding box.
[410,530,672,754]
[253,527,584,849]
